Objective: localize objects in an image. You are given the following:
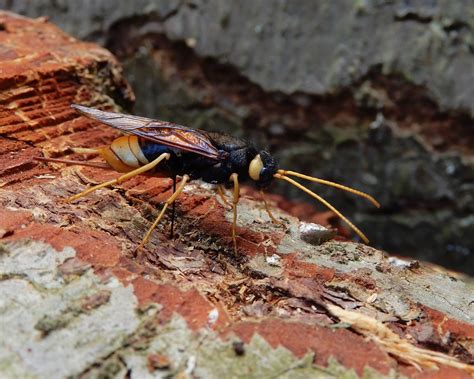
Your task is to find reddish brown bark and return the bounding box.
[0,11,472,378]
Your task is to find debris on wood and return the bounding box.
[0,11,473,378]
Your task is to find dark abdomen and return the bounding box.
[139,139,231,183]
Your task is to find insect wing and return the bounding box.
[71,104,221,159]
[129,123,222,160]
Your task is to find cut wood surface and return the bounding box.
[0,11,473,379]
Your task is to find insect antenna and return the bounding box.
[274,173,370,243]
[277,170,380,208]
[34,156,111,169]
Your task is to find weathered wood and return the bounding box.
[0,11,473,378]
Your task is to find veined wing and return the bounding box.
[71,104,221,160]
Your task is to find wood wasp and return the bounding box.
[36,104,380,252]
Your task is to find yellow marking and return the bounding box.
[129,136,149,165]
[249,154,263,181]
[100,146,134,173]
[110,136,140,168]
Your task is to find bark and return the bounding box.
[0,11,473,379]
[2,0,474,274]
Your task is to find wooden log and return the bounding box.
[0,11,473,378]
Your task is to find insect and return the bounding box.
[37,104,380,251]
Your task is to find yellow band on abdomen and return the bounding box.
[110,136,140,168]
[128,136,149,165]
[100,145,135,173]
[100,136,151,173]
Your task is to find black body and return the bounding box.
[64,105,377,245]
[70,104,279,188]
[140,131,278,188]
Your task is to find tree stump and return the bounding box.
[0,11,473,378]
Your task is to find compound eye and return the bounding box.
[249,154,263,181]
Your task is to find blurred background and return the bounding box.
[2,0,473,274]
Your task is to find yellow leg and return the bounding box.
[217,184,231,207]
[66,153,170,202]
[71,147,102,154]
[138,175,190,249]
[229,173,240,253]
[260,190,284,226]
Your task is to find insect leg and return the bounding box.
[216,184,231,207]
[260,190,284,226]
[66,153,170,202]
[71,147,102,155]
[139,174,190,249]
[169,175,176,239]
[229,173,240,253]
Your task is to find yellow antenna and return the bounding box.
[277,170,380,208]
[274,173,369,243]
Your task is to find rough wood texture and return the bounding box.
[0,12,473,378]
[4,0,473,273]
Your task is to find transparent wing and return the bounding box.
[71,104,221,160]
